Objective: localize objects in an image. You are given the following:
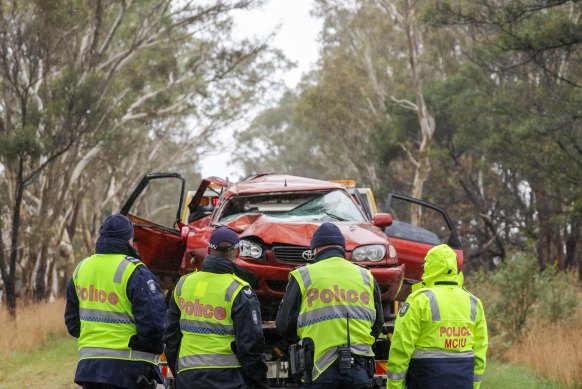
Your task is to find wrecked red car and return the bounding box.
[120,173,463,321]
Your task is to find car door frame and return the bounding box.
[120,172,186,230]
[384,193,462,249]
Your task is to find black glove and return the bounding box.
[129,335,164,354]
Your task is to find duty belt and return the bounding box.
[312,343,373,380]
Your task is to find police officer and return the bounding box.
[276,222,384,389]
[64,213,166,389]
[164,227,268,389]
[386,244,488,389]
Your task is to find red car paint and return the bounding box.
[125,173,463,320]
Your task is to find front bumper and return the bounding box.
[235,256,405,302]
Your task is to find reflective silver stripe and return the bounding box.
[312,347,337,379]
[424,290,441,321]
[350,344,373,355]
[177,353,240,370]
[412,350,475,359]
[297,305,375,328]
[298,266,311,288]
[224,280,241,302]
[113,258,131,283]
[359,267,370,286]
[73,258,88,280]
[387,370,407,380]
[179,319,234,335]
[474,374,482,382]
[79,347,158,363]
[176,277,187,296]
[470,294,478,322]
[79,308,134,324]
[311,344,373,379]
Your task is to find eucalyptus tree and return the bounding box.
[0,0,281,315]
[430,0,582,276]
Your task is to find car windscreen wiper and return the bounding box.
[323,211,348,221]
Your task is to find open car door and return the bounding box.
[120,173,186,286]
[383,193,463,300]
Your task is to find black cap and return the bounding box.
[99,214,134,241]
[310,222,345,251]
[208,227,240,249]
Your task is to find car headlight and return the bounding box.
[352,245,386,262]
[240,240,263,259]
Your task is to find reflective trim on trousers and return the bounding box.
[224,280,241,302]
[423,290,441,321]
[177,353,241,371]
[179,318,234,336]
[411,349,475,359]
[298,266,311,288]
[113,258,131,283]
[474,374,482,382]
[79,308,134,324]
[311,344,373,380]
[79,347,159,363]
[297,305,376,328]
[470,294,478,322]
[387,370,407,380]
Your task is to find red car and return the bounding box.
[120,173,463,321]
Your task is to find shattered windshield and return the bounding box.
[218,190,366,223]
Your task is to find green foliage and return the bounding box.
[536,266,581,323]
[490,251,541,337]
[0,0,283,307]
[0,125,42,161]
[465,249,581,349]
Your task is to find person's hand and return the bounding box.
[128,335,164,354]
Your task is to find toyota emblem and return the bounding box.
[302,250,315,261]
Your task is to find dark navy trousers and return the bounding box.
[303,357,373,389]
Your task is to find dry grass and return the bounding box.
[505,317,582,388]
[1,299,68,352]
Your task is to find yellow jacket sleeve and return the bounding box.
[386,297,423,389]
[472,297,488,389]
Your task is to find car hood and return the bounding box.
[223,214,388,248]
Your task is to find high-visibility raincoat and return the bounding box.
[386,244,488,389]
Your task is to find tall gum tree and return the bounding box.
[0,0,282,316]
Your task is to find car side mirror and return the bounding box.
[373,213,393,228]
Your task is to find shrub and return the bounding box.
[535,265,580,323]
[464,249,581,350]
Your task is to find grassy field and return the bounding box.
[2,300,579,388]
[2,334,78,388]
[2,331,566,389]
[483,360,563,389]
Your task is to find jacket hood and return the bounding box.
[421,244,460,286]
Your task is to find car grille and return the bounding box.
[272,245,312,262]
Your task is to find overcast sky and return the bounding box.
[198,0,320,180]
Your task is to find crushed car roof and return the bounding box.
[222,174,342,196]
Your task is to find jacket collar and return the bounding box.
[95,236,141,259]
[314,246,346,262]
[201,254,258,288]
[201,254,237,274]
